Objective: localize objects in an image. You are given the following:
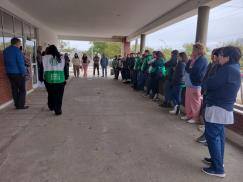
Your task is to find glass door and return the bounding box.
[25,39,38,88]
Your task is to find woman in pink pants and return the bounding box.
[82,53,90,78]
[181,43,208,124]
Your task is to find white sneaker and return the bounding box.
[187,119,197,124]
[169,105,177,114]
[153,94,158,100]
[181,116,189,120]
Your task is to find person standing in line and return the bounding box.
[3,37,29,109]
[37,46,43,82]
[196,48,221,145]
[133,52,142,89]
[182,43,208,124]
[125,54,131,83]
[112,55,119,79]
[129,53,136,85]
[82,53,90,78]
[169,52,188,115]
[64,53,70,79]
[120,56,126,81]
[151,51,166,101]
[121,54,130,83]
[116,55,122,79]
[161,50,179,107]
[72,53,81,78]
[201,46,241,178]
[139,50,153,90]
[93,54,100,77]
[100,54,109,77]
[144,51,157,97]
[40,45,69,115]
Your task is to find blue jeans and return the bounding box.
[171,85,182,106]
[146,74,153,95]
[205,121,225,173]
[102,66,107,77]
[164,80,172,103]
[137,72,148,91]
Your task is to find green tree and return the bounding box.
[161,48,173,60]
[183,43,193,56]
[87,42,122,58]
[219,38,243,70]
[59,40,78,54]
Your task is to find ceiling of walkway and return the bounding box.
[9,0,226,39]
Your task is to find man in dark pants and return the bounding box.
[93,54,100,76]
[3,37,29,109]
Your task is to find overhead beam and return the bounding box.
[58,35,123,42]
[127,0,229,41]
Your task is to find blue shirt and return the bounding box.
[100,57,108,67]
[203,62,241,111]
[3,46,26,75]
[185,56,208,86]
[185,72,201,89]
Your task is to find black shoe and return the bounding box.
[16,106,29,110]
[55,111,62,115]
[161,102,169,108]
[202,157,212,165]
[176,105,180,115]
[196,134,207,144]
[201,167,225,178]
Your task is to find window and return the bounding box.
[0,32,4,51]
[3,32,13,48]
[25,40,36,63]
[14,18,23,36]
[23,23,31,39]
[31,26,36,38]
[2,12,14,33]
[0,10,3,31]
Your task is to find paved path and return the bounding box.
[0,77,243,182]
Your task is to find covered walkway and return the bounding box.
[0,77,243,181]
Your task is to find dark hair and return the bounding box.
[46,45,61,62]
[82,54,88,60]
[145,50,150,54]
[74,53,79,58]
[212,48,222,57]
[221,46,242,63]
[171,50,179,57]
[11,37,21,46]
[156,51,165,59]
[179,52,188,62]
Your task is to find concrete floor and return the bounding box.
[0,77,243,182]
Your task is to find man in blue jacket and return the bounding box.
[3,37,28,109]
[100,54,109,77]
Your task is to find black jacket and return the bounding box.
[165,55,177,81]
[172,61,186,85]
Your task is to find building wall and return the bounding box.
[0,51,12,105]
[0,1,58,107]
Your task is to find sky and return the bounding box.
[64,0,243,51]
